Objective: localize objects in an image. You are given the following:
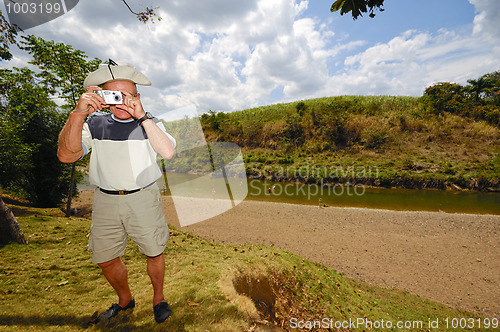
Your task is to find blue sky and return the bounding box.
[310,0,476,42]
[2,0,499,116]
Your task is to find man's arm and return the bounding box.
[141,119,175,159]
[57,86,106,163]
[57,112,88,163]
[121,91,175,159]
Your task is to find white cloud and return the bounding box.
[318,0,500,98]
[158,0,259,31]
[2,0,499,113]
[469,0,500,43]
[152,0,332,110]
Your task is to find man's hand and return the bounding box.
[120,90,146,119]
[73,86,107,116]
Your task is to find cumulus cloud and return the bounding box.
[469,0,500,43]
[2,0,499,113]
[152,0,333,111]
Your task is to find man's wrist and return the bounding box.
[136,112,154,126]
[135,111,146,119]
[141,118,153,126]
[72,105,92,115]
[70,110,88,120]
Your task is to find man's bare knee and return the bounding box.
[98,257,121,269]
[146,253,164,262]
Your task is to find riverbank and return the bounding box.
[244,161,500,192]
[73,191,500,318]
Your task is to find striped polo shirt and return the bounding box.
[81,113,176,191]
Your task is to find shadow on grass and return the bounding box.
[0,313,161,331]
[0,314,90,328]
[1,196,32,207]
[7,206,38,218]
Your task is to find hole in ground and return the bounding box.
[233,274,278,322]
[222,271,296,330]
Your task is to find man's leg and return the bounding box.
[98,257,134,307]
[146,253,166,306]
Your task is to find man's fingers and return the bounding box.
[86,85,102,93]
[87,95,107,112]
[85,93,106,109]
[120,90,137,98]
[93,93,106,106]
[84,86,107,105]
[88,102,100,113]
[84,98,98,112]
[73,87,109,114]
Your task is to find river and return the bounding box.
[78,173,500,215]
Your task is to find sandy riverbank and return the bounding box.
[74,191,500,318]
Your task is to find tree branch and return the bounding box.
[121,0,140,15]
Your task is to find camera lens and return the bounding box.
[114,95,120,101]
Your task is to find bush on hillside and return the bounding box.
[423,82,470,115]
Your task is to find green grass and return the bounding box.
[0,204,490,331]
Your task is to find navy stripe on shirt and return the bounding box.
[86,113,160,141]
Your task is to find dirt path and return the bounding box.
[74,191,500,318]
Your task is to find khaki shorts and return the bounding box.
[88,186,169,264]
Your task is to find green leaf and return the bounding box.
[330,0,346,12]
[57,280,69,286]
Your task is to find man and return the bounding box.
[57,61,176,324]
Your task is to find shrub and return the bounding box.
[295,101,306,116]
[365,130,390,149]
[468,105,500,127]
[423,82,470,115]
[283,114,305,147]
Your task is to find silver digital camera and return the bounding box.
[95,90,123,104]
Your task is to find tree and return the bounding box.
[467,76,491,104]
[0,197,27,245]
[0,9,19,60]
[20,35,102,110]
[464,72,500,126]
[423,82,468,115]
[0,1,159,61]
[479,71,500,106]
[20,35,102,216]
[0,2,159,244]
[331,0,385,20]
[0,66,29,245]
[0,11,17,60]
[0,67,70,207]
[423,74,500,127]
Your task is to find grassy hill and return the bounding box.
[0,203,486,331]
[194,96,499,191]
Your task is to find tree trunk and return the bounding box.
[0,197,27,245]
[65,162,76,217]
